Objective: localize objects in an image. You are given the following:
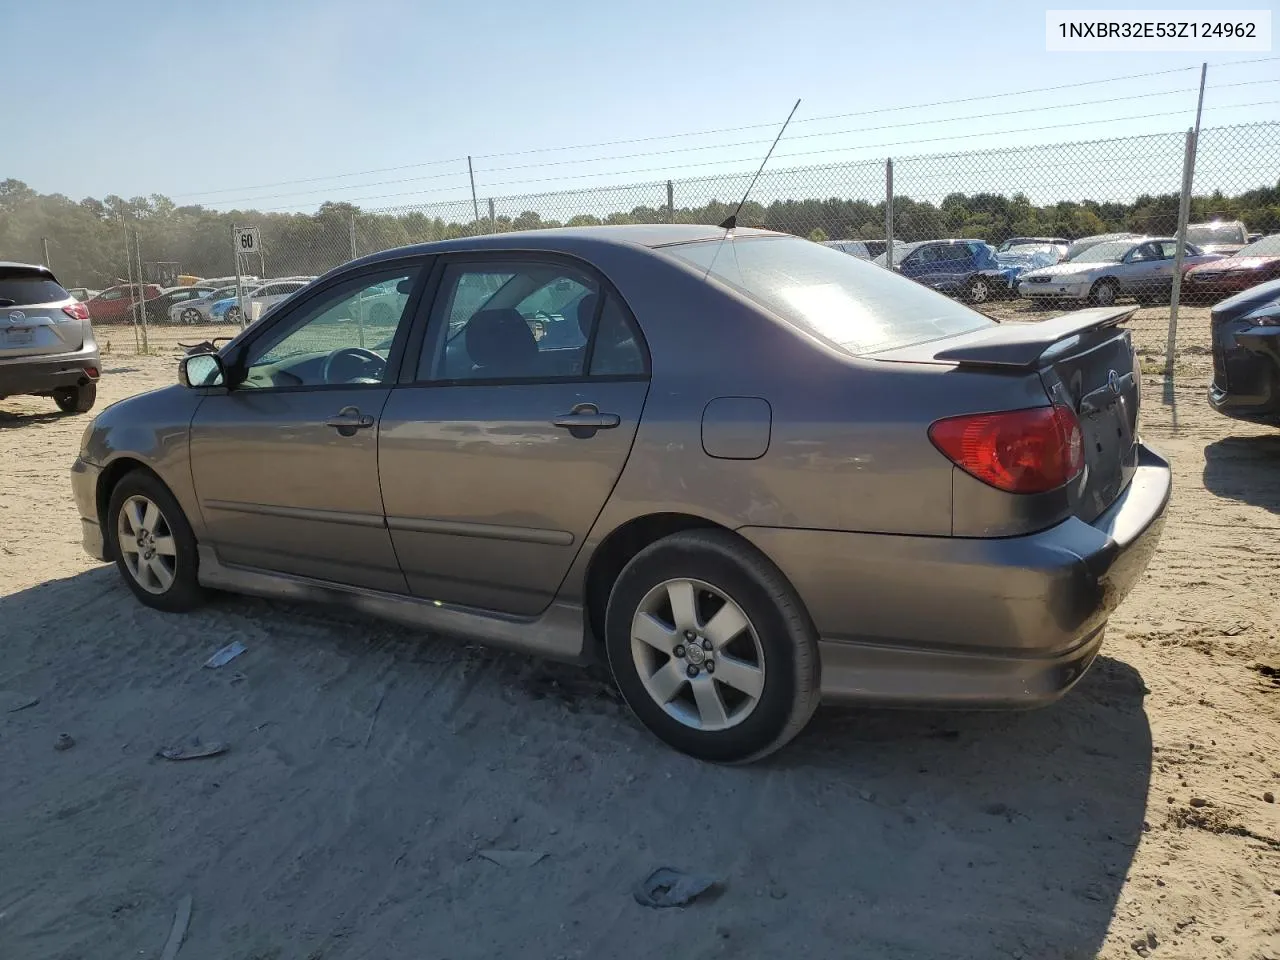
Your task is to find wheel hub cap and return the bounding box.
[685,643,706,665]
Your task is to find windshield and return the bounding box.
[663,235,993,355]
[1233,234,1280,257]
[872,242,923,266]
[1187,222,1246,245]
[1072,240,1134,263]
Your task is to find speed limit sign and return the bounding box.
[235,226,260,254]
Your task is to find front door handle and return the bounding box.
[552,403,620,437]
[325,406,375,436]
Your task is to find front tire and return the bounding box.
[604,529,820,763]
[225,306,241,324]
[107,471,207,612]
[54,382,96,414]
[1089,279,1119,306]
[180,307,202,324]
[965,276,992,304]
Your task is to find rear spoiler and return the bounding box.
[930,306,1138,369]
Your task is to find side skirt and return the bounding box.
[196,545,591,663]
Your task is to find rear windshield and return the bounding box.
[1187,222,1246,245]
[0,276,71,306]
[664,235,993,355]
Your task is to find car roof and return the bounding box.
[352,224,783,269]
[0,261,56,280]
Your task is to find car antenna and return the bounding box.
[718,98,801,231]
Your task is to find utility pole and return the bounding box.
[467,156,480,223]
[884,159,895,270]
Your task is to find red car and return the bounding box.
[84,283,163,323]
[1185,234,1280,298]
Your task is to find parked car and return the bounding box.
[1208,278,1280,424]
[870,240,917,267]
[69,225,1170,762]
[1186,219,1249,256]
[1065,233,1144,261]
[1019,237,1222,306]
[999,236,1069,255]
[84,283,164,323]
[67,287,101,302]
[992,245,1060,293]
[1000,239,1069,262]
[822,240,888,260]
[879,239,1013,303]
[1183,233,1280,299]
[166,285,240,324]
[209,278,314,323]
[146,286,219,324]
[0,262,100,413]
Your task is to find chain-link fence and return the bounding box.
[7,121,1279,360]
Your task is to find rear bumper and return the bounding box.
[741,442,1171,708]
[0,342,100,397]
[71,457,107,561]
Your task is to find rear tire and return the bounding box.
[604,529,820,763]
[106,470,207,613]
[180,307,202,325]
[54,382,96,414]
[225,306,241,324]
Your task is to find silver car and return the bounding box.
[168,285,243,324]
[0,262,101,413]
[1019,237,1222,305]
[69,226,1170,762]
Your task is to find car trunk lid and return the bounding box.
[0,270,85,359]
[877,306,1141,522]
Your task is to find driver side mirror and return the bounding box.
[179,352,226,388]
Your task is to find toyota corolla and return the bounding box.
[70,226,1170,762]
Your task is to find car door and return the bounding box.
[1119,242,1163,296]
[188,259,426,591]
[378,255,650,616]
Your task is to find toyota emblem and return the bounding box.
[1107,369,1121,395]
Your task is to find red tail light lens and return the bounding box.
[62,302,90,320]
[929,405,1084,494]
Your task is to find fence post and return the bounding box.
[232,223,246,331]
[667,181,675,224]
[134,229,148,353]
[42,237,52,270]
[1166,128,1197,378]
[349,212,357,260]
[488,198,496,233]
[121,217,139,352]
[884,158,895,270]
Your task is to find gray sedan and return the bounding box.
[1019,237,1222,305]
[69,225,1171,762]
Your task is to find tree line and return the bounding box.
[2,177,1278,288]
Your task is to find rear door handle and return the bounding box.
[325,406,375,434]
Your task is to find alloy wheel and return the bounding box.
[116,495,178,595]
[629,578,766,732]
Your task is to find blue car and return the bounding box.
[876,239,1017,304]
[1208,277,1280,424]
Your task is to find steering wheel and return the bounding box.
[321,346,385,384]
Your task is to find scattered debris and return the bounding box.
[1189,797,1208,808]
[203,641,246,669]
[53,733,75,752]
[1265,792,1275,804]
[633,867,720,908]
[159,894,192,960]
[1212,935,1225,943]
[157,738,228,761]
[1221,621,1250,637]
[0,692,39,713]
[1130,929,1158,956]
[477,849,547,868]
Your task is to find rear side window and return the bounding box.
[664,236,992,355]
[0,276,70,306]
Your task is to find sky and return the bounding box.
[4,0,1278,213]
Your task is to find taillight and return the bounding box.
[929,405,1084,494]
[62,302,90,320]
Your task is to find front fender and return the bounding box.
[83,384,205,537]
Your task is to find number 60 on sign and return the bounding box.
[236,227,260,253]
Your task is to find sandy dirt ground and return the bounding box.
[1,308,1278,960]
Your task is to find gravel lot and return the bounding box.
[1,306,1277,960]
